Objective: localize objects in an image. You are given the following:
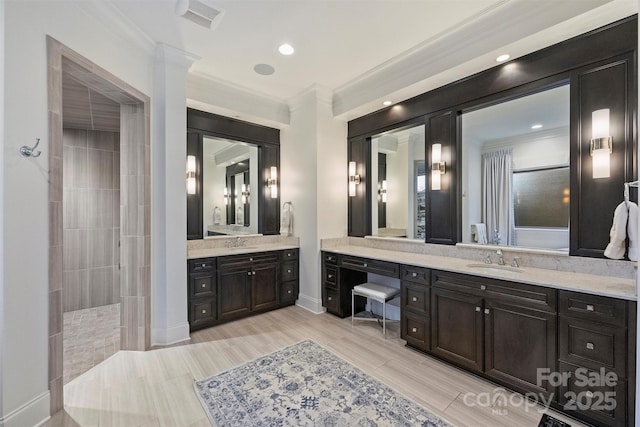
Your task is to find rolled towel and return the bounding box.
[280,202,293,236]
[471,223,487,244]
[628,202,638,261]
[604,202,628,260]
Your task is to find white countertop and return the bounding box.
[188,243,299,259]
[323,245,636,301]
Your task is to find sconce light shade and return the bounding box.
[431,143,446,191]
[268,166,278,199]
[348,161,361,197]
[223,186,229,205]
[590,109,612,179]
[186,155,196,195]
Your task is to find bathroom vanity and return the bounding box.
[188,244,299,331]
[321,241,636,427]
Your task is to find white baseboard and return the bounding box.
[1,391,50,427]
[296,294,324,314]
[151,322,191,346]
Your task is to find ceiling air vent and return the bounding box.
[175,0,222,29]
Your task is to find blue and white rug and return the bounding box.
[194,340,453,426]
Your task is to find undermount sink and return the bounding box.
[465,263,524,274]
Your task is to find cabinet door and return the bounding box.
[252,263,279,311]
[484,299,557,397]
[217,269,251,321]
[431,286,484,373]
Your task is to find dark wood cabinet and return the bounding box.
[400,265,430,352]
[188,249,298,331]
[431,286,484,373]
[557,290,633,427]
[321,251,366,318]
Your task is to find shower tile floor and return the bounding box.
[63,303,120,384]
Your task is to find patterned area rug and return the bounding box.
[194,340,453,426]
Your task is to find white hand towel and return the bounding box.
[213,206,221,225]
[627,202,638,261]
[604,202,629,260]
[280,203,293,236]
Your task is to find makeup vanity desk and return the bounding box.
[321,244,636,427]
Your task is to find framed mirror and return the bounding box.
[187,108,280,240]
[369,123,426,240]
[460,83,570,251]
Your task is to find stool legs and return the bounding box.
[382,298,386,337]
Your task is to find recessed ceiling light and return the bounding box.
[254,63,275,76]
[531,124,543,129]
[383,100,392,106]
[278,44,295,55]
[496,54,510,62]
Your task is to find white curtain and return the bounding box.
[482,149,514,246]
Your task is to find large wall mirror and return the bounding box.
[370,124,426,240]
[202,136,258,236]
[187,108,280,240]
[461,83,570,251]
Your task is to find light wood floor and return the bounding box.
[46,305,588,426]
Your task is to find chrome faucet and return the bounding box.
[496,249,505,265]
[493,229,501,245]
[511,256,521,268]
[485,254,492,264]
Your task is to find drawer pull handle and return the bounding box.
[412,327,417,333]
[480,285,486,290]
[249,257,253,261]
[328,274,333,279]
[287,290,292,294]
[253,272,256,275]
[288,253,291,257]
[247,272,252,276]
[586,342,594,350]
[412,272,417,277]
[328,296,332,301]
[364,263,368,267]
[586,304,595,312]
[201,263,206,268]
[484,309,490,315]
[202,284,206,288]
[201,309,206,314]
[412,297,418,302]
[287,269,291,273]
[476,307,481,312]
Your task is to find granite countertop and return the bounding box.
[323,245,636,301]
[188,243,299,259]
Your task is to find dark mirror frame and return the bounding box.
[347,16,637,258]
[187,108,280,240]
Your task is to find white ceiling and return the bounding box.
[107,0,637,120]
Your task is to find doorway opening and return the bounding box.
[47,38,151,414]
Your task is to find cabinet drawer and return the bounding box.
[558,362,627,427]
[401,265,430,285]
[282,249,299,260]
[324,266,338,287]
[281,261,298,282]
[559,291,627,327]
[324,288,339,314]
[486,279,556,312]
[189,299,216,329]
[559,317,627,377]
[323,252,338,265]
[402,311,429,352]
[189,274,215,299]
[280,280,298,304]
[217,251,279,270]
[340,255,399,278]
[401,281,429,315]
[189,258,216,273]
[432,270,484,295]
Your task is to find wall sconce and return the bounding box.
[186,155,196,195]
[379,180,387,203]
[431,143,446,191]
[348,161,361,197]
[223,187,229,205]
[590,108,612,179]
[241,184,250,204]
[267,166,278,199]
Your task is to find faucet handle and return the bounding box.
[496,249,503,255]
[511,257,521,268]
[485,255,492,264]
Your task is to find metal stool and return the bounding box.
[351,283,400,337]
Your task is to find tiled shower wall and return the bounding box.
[63,128,120,312]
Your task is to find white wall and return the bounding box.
[281,86,346,313]
[3,1,154,423]
[0,0,5,420]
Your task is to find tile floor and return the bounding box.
[62,303,120,384]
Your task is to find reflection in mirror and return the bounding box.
[461,84,570,251]
[202,136,258,236]
[370,124,426,239]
